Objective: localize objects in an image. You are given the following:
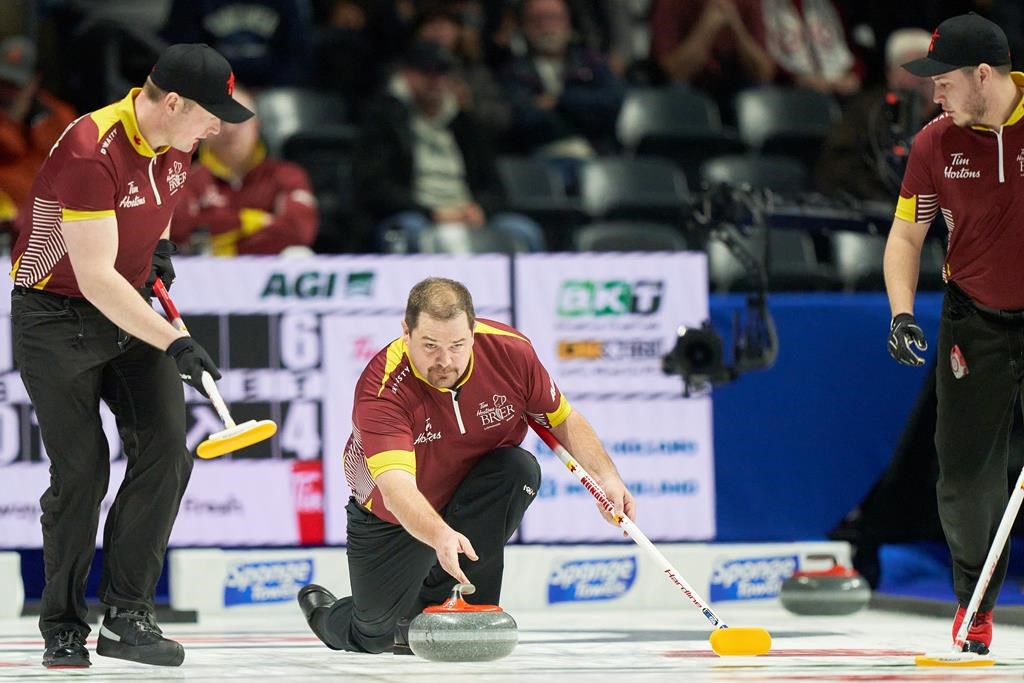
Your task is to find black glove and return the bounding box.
[888,313,928,366]
[145,239,177,295]
[166,337,222,397]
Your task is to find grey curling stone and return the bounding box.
[408,583,518,662]
[779,554,871,616]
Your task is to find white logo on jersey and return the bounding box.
[166,160,187,194]
[1017,148,1024,176]
[476,394,516,430]
[944,152,981,179]
[414,416,442,445]
[119,180,146,208]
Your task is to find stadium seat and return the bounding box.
[255,88,349,155]
[417,226,526,255]
[573,221,688,252]
[831,231,887,291]
[579,157,690,224]
[617,86,745,184]
[735,87,841,167]
[709,228,836,292]
[700,154,810,195]
[496,157,588,251]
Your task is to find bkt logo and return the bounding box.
[548,557,637,603]
[223,559,313,606]
[558,280,663,317]
[709,555,798,602]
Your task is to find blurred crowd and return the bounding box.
[0,0,1022,285]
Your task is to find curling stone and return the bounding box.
[408,583,518,662]
[779,554,871,616]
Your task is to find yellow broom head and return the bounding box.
[709,627,772,656]
[197,420,278,459]
[914,651,995,667]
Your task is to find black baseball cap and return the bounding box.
[903,13,1011,77]
[150,43,254,123]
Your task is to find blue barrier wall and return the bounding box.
[710,292,944,541]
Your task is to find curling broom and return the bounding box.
[530,421,772,656]
[153,278,277,459]
[913,464,1024,667]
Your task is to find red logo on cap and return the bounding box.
[226,71,235,96]
[929,29,940,53]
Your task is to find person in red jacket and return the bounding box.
[171,84,318,255]
[0,35,76,232]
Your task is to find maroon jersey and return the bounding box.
[10,89,193,296]
[171,143,318,255]
[896,72,1024,310]
[343,318,572,525]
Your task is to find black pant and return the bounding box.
[11,289,192,639]
[315,446,541,653]
[936,285,1024,611]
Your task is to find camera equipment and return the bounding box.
[870,89,923,195]
[663,184,778,396]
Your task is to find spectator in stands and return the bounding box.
[414,3,512,143]
[162,0,313,87]
[0,36,76,235]
[815,28,938,201]
[500,0,626,159]
[172,85,319,255]
[650,0,775,119]
[567,0,636,78]
[760,0,862,97]
[312,0,412,118]
[353,40,546,253]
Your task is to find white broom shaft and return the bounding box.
[153,280,236,430]
[532,423,728,630]
[953,465,1024,649]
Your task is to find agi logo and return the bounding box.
[223,559,313,606]
[557,280,663,317]
[548,556,637,603]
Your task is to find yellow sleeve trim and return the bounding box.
[547,394,572,428]
[62,208,115,222]
[366,449,416,480]
[474,321,528,342]
[894,195,917,223]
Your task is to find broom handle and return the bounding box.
[953,464,1024,650]
[152,279,236,430]
[530,421,728,631]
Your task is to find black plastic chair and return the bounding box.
[831,230,887,291]
[579,157,690,224]
[255,88,349,155]
[735,87,841,166]
[700,154,810,195]
[417,226,526,255]
[708,227,835,292]
[617,86,745,185]
[496,157,588,251]
[573,221,689,252]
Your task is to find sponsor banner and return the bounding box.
[709,554,799,602]
[547,556,637,604]
[168,254,510,314]
[514,253,708,396]
[223,558,314,606]
[519,398,715,542]
[0,459,300,547]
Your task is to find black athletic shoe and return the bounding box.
[963,639,991,656]
[96,607,184,666]
[393,618,413,656]
[42,630,90,668]
[297,584,342,650]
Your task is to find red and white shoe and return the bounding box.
[952,605,993,654]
